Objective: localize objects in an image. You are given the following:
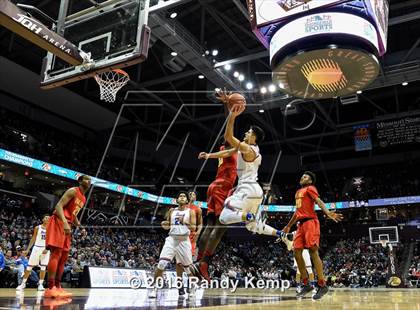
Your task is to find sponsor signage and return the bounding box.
[88,267,148,288]
[0,0,83,65]
[2,148,419,211]
[376,117,420,147]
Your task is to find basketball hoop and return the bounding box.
[94,69,130,103]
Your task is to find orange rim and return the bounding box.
[112,69,129,77]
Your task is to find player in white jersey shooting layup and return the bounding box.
[149,191,196,299]
[16,215,50,291]
[216,91,283,238]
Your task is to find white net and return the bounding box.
[379,239,388,248]
[95,69,130,103]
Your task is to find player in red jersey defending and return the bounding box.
[194,138,238,280]
[282,171,342,300]
[44,175,91,298]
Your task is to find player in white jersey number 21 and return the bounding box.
[16,215,51,291]
[149,191,197,299]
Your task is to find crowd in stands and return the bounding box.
[0,108,159,186]
[408,242,420,285]
[0,198,42,287]
[271,160,420,205]
[323,238,391,288]
[207,240,294,285]
[1,194,418,289]
[68,228,164,271]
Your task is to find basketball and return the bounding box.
[227,93,246,111]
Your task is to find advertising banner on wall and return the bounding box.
[376,117,420,147]
[88,267,148,288]
[2,148,420,213]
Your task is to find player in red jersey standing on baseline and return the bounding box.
[282,171,342,300]
[44,175,91,298]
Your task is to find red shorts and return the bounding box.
[293,218,320,250]
[46,215,72,251]
[207,181,233,216]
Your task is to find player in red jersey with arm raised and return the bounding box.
[193,139,238,280]
[283,171,342,300]
[44,175,91,298]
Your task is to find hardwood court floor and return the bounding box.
[0,288,419,309]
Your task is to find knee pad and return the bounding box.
[40,266,46,271]
[157,260,169,270]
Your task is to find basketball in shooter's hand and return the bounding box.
[230,103,246,116]
[227,93,246,110]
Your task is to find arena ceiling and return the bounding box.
[2,0,420,159]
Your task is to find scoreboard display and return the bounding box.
[247,0,389,99]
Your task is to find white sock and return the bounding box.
[219,208,244,224]
[21,278,27,285]
[257,223,278,236]
[38,280,44,285]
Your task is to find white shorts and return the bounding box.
[224,182,263,212]
[294,249,312,274]
[28,246,50,267]
[159,236,192,267]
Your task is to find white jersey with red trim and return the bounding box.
[237,145,261,184]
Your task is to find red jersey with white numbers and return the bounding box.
[54,187,86,223]
[214,145,237,187]
[295,185,319,220]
